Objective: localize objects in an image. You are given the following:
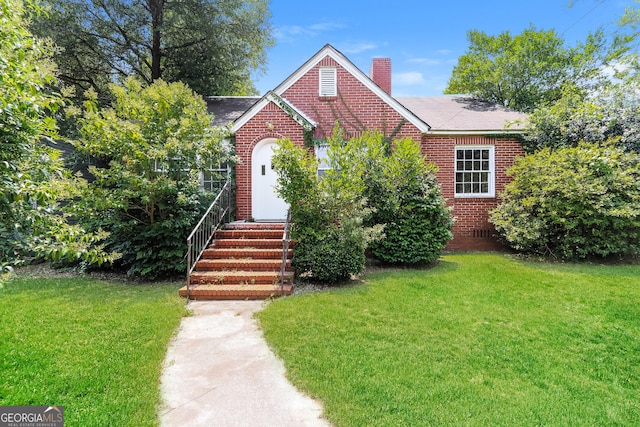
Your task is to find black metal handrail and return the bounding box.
[280,209,292,292]
[185,181,232,299]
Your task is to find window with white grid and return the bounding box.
[454,146,495,197]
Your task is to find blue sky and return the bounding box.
[253,0,632,97]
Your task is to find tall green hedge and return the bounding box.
[490,141,640,259]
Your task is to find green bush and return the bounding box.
[365,137,452,264]
[273,128,452,282]
[490,141,640,259]
[73,78,231,279]
[273,135,380,284]
[293,220,368,283]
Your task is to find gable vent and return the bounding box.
[319,67,337,97]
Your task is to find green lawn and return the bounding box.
[0,275,185,426]
[258,253,640,426]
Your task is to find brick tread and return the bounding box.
[225,222,285,230]
[215,229,283,239]
[189,270,294,285]
[202,248,292,259]
[213,239,283,249]
[195,258,292,271]
[179,284,293,300]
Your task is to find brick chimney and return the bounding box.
[370,57,392,95]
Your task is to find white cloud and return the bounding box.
[340,42,378,54]
[407,58,444,66]
[394,71,425,86]
[274,22,345,43]
[309,22,346,32]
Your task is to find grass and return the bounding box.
[258,253,640,426]
[0,274,186,426]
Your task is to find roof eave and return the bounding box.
[426,129,527,135]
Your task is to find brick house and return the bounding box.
[207,44,527,251]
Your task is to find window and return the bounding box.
[315,145,330,177]
[319,67,337,97]
[200,162,230,193]
[455,146,495,197]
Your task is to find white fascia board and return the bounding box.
[265,92,317,130]
[230,92,317,134]
[427,129,526,136]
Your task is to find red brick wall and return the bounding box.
[234,103,307,220]
[282,57,422,141]
[423,135,524,251]
[233,55,526,251]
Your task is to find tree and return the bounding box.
[490,142,640,260]
[72,78,232,278]
[31,0,273,102]
[524,77,640,153]
[1,0,115,272]
[445,26,603,112]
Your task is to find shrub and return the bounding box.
[293,219,368,283]
[364,137,452,264]
[0,0,114,269]
[273,136,380,284]
[490,141,640,259]
[273,128,452,282]
[72,78,231,279]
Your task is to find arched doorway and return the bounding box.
[251,138,288,220]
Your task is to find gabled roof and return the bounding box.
[231,91,316,133]
[397,96,527,134]
[231,44,431,134]
[206,96,260,126]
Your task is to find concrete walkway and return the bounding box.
[159,301,331,427]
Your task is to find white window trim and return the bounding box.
[319,67,337,97]
[315,144,330,177]
[200,163,230,192]
[454,145,495,198]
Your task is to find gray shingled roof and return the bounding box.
[206,94,527,133]
[396,96,527,132]
[206,96,260,127]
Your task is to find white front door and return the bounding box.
[251,139,288,220]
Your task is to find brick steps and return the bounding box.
[178,284,293,300]
[195,258,292,271]
[202,247,292,259]
[188,270,294,284]
[180,222,293,300]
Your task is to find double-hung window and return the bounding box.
[454,146,495,197]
